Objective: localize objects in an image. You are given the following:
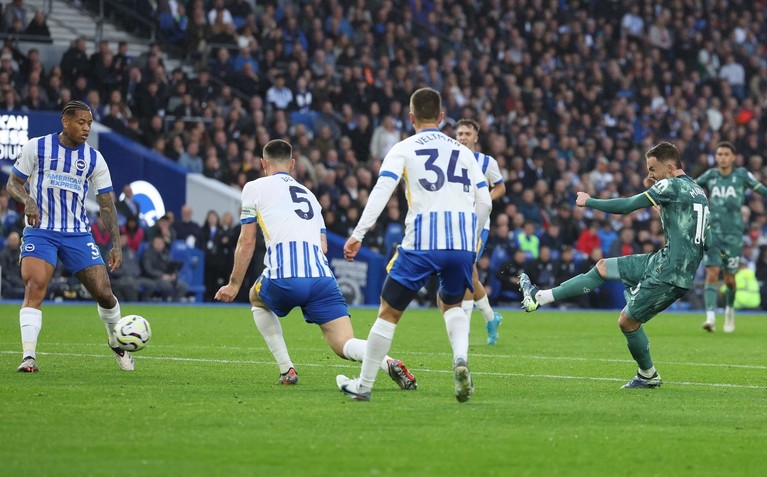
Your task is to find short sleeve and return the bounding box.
[742,168,761,190]
[89,151,114,194]
[485,156,504,186]
[240,181,259,224]
[645,178,676,205]
[11,138,40,180]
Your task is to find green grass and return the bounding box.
[1,303,766,477]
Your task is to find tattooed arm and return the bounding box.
[96,192,122,272]
[6,172,40,228]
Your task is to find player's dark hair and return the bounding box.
[716,141,736,154]
[410,87,441,123]
[456,118,479,132]
[263,139,292,162]
[62,100,91,118]
[645,141,681,168]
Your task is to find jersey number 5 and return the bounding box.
[416,149,470,192]
[289,186,314,220]
[693,203,710,245]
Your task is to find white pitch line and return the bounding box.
[2,350,764,390]
[1,342,765,370]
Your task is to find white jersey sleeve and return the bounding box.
[11,136,41,180]
[89,150,114,195]
[240,173,333,279]
[484,155,503,186]
[351,150,403,242]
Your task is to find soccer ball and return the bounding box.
[114,315,152,351]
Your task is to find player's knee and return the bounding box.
[595,259,608,278]
[617,312,639,332]
[93,288,117,308]
[24,276,47,295]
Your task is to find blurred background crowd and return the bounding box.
[2,0,767,308]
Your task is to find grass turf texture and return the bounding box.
[1,303,766,477]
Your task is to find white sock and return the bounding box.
[475,295,495,323]
[443,307,470,365]
[536,289,555,306]
[20,307,43,359]
[252,307,293,374]
[705,310,715,324]
[461,299,473,319]
[342,338,393,372]
[359,318,396,392]
[98,300,122,345]
[639,366,657,378]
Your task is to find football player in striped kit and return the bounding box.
[214,139,417,391]
[7,100,133,373]
[455,118,505,345]
[337,88,492,402]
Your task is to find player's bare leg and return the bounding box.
[17,257,54,372]
[77,264,133,369]
[321,317,416,390]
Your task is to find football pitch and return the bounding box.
[1,303,765,477]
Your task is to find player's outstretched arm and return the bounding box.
[347,174,398,261]
[96,192,122,272]
[579,191,653,214]
[6,172,39,228]
[216,222,257,302]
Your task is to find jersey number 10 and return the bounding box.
[693,203,710,246]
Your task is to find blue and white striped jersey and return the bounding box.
[12,133,113,233]
[240,172,334,279]
[475,151,503,230]
[372,128,488,252]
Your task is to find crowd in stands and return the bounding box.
[0,0,52,42]
[3,0,767,308]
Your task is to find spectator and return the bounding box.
[23,10,51,42]
[110,233,155,302]
[206,0,234,30]
[0,231,24,298]
[265,74,293,112]
[529,245,557,290]
[146,214,176,246]
[575,220,601,257]
[0,192,20,237]
[178,140,204,173]
[369,115,399,162]
[173,204,201,246]
[198,210,223,301]
[59,37,89,84]
[121,217,145,253]
[116,184,140,225]
[719,54,746,100]
[4,0,27,31]
[141,235,189,302]
[609,227,639,257]
[515,220,540,260]
[495,248,528,302]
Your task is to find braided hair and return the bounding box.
[61,100,92,118]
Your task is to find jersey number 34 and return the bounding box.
[416,149,470,192]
